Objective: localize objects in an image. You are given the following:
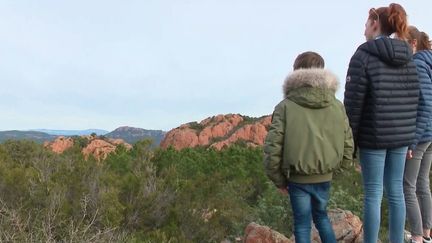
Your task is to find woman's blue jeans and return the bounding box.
[288,181,336,243]
[359,146,408,243]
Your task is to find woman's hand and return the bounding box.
[406,149,413,160]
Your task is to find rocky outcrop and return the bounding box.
[211,116,271,150]
[82,139,115,161]
[160,114,271,150]
[44,136,74,154]
[161,126,200,149]
[244,209,364,243]
[313,209,363,243]
[45,136,132,161]
[107,138,133,149]
[244,222,292,243]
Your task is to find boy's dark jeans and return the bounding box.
[287,181,336,243]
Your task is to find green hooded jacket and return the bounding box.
[264,68,354,187]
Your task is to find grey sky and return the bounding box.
[0,0,431,131]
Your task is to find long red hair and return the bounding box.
[368,3,408,40]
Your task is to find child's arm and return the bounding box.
[342,107,354,168]
[264,103,287,188]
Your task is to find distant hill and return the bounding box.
[105,126,166,145]
[0,131,56,143]
[31,129,109,136]
[0,127,165,146]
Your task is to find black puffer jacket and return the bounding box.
[344,37,419,149]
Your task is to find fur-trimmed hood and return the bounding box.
[283,68,339,97]
[283,68,339,108]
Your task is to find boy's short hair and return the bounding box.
[293,52,325,70]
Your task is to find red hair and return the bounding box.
[368,3,408,40]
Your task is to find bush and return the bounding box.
[329,164,363,216]
[253,182,293,236]
[0,141,392,242]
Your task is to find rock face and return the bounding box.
[244,222,292,243]
[108,138,133,149]
[312,209,363,243]
[211,116,271,150]
[44,136,74,154]
[160,114,271,150]
[82,139,118,161]
[244,209,363,243]
[45,136,132,160]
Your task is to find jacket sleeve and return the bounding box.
[410,59,432,150]
[263,102,287,188]
[342,105,354,168]
[344,50,369,149]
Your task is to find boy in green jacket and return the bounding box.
[264,52,353,243]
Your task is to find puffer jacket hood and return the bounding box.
[359,37,413,66]
[414,49,432,71]
[283,68,339,109]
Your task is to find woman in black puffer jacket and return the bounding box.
[344,3,419,243]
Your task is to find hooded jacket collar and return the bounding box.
[283,68,339,109]
[359,37,413,66]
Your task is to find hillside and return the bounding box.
[0,130,56,143]
[0,139,369,242]
[1,127,165,146]
[105,126,166,145]
[160,114,271,150]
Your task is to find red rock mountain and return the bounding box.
[44,136,74,154]
[44,136,132,160]
[160,114,271,150]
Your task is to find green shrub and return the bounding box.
[0,141,394,242]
